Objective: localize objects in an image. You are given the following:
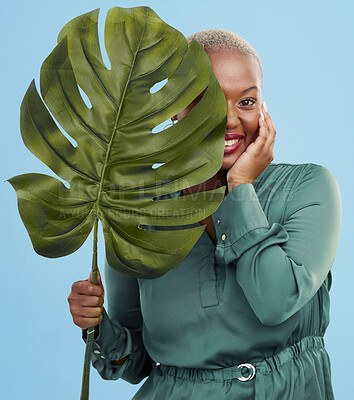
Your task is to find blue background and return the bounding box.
[1,0,353,398]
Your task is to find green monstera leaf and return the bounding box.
[8,6,227,279]
[8,6,228,399]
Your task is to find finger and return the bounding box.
[263,114,274,138]
[261,116,276,154]
[73,315,103,330]
[73,280,104,296]
[251,115,267,154]
[68,291,104,306]
[261,104,276,159]
[257,113,269,143]
[79,306,103,318]
[80,295,104,308]
[262,103,276,138]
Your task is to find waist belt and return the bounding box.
[154,335,325,400]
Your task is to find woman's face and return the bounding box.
[175,48,263,171]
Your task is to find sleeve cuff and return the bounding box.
[82,307,132,363]
[212,183,270,262]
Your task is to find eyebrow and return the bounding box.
[241,86,259,94]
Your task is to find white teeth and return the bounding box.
[224,138,241,146]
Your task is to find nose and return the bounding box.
[225,103,240,131]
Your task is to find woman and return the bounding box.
[68,29,342,399]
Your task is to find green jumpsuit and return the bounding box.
[84,162,342,399]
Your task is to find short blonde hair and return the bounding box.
[187,29,262,81]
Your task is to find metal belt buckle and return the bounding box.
[237,363,256,381]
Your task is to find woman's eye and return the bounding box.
[239,99,256,107]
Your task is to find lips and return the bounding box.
[225,133,245,140]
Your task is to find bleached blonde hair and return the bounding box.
[186,29,263,81]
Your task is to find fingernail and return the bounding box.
[263,101,268,112]
[261,111,265,121]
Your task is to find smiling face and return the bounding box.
[175,47,263,171]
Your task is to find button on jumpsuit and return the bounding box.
[84,162,342,399]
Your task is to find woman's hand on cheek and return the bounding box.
[226,101,276,191]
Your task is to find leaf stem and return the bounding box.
[80,217,99,400]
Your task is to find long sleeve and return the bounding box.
[82,259,154,383]
[212,164,342,326]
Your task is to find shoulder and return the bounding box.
[260,162,339,188]
[257,162,341,213]
[273,163,342,218]
[275,162,339,191]
[262,161,325,175]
